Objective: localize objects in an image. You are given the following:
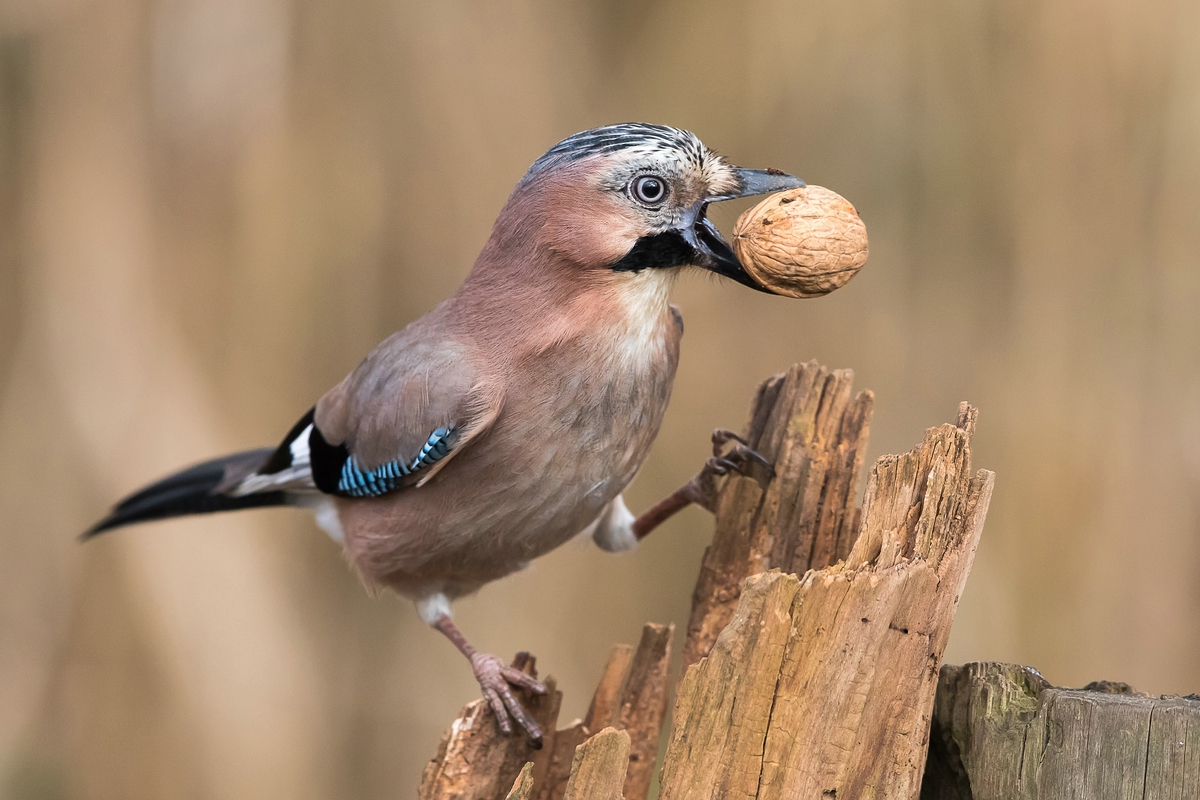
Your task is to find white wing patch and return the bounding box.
[232,423,317,496]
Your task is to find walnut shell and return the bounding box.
[731,185,868,298]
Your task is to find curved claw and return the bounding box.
[470,652,545,746]
[710,430,772,481]
[711,428,748,455]
[706,456,740,476]
[729,443,772,472]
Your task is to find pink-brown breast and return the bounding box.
[337,270,683,601]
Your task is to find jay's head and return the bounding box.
[487,123,804,293]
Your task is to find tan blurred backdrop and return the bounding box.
[2,0,1199,797]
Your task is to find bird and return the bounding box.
[86,123,804,744]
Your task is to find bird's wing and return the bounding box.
[230,330,498,500]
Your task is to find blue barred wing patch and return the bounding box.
[337,426,456,498]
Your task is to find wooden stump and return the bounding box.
[921,662,1200,799]
[560,728,630,800]
[419,655,561,800]
[418,361,1200,796]
[504,763,535,800]
[422,625,673,800]
[422,362,997,800]
[537,623,674,800]
[659,397,993,799]
[685,361,873,665]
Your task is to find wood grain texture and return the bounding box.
[532,643,635,800]
[535,624,674,800]
[535,721,587,800]
[560,728,630,800]
[419,661,561,800]
[683,361,874,666]
[583,644,635,732]
[419,362,1197,799]
[505,763,535,800]
[660,571,800,800]
[662,396,992,799]
[922,662,1200,800]
[610,623,674,800]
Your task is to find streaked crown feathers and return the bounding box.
[520,122,738,198]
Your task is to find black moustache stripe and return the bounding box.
[610,230,695,273]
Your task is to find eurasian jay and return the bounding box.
[87,123,805,743]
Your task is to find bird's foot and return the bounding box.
[470,651,548,746]
[630,429,774,541]
[683,429,773,512]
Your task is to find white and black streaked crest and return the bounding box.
[521,123,711,183]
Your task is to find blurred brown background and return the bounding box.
[2,0,1198,797]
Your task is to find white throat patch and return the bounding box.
[614,268,675,371]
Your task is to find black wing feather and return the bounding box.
[84,448,283,538]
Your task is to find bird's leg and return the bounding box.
[631,429,772,541]
[431,614,547,745]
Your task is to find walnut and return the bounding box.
[731,185,868,298]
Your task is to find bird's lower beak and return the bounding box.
[687,167,806,292]
[685,211,765,291]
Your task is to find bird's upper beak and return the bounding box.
[707,167,807,203]
[684,167,805,292]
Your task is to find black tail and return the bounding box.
[84,449,287,538]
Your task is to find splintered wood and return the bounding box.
[504,763,535,800]
[423,361,996,800]
[685,361,873,665]
[661,390,993,799]
[419,655,561,800]
[538,623,673,800]
[921,662,1200,799]
[560,728,631,800]
[420,624,673,800]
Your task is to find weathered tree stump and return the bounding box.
[921,662,1200,799]
[685,362,873,665]
[559,728,630,800]
[418,654,561,800]
[421,624,673,800]
[659,387,992,798]
[537,623,673,800]
[422,361,999,799]
[504,763,535,800]
[420,361,1200,797]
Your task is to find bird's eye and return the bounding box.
[631,175,668,206]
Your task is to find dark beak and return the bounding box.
[707,167,806,203]
[687,167,805,291]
